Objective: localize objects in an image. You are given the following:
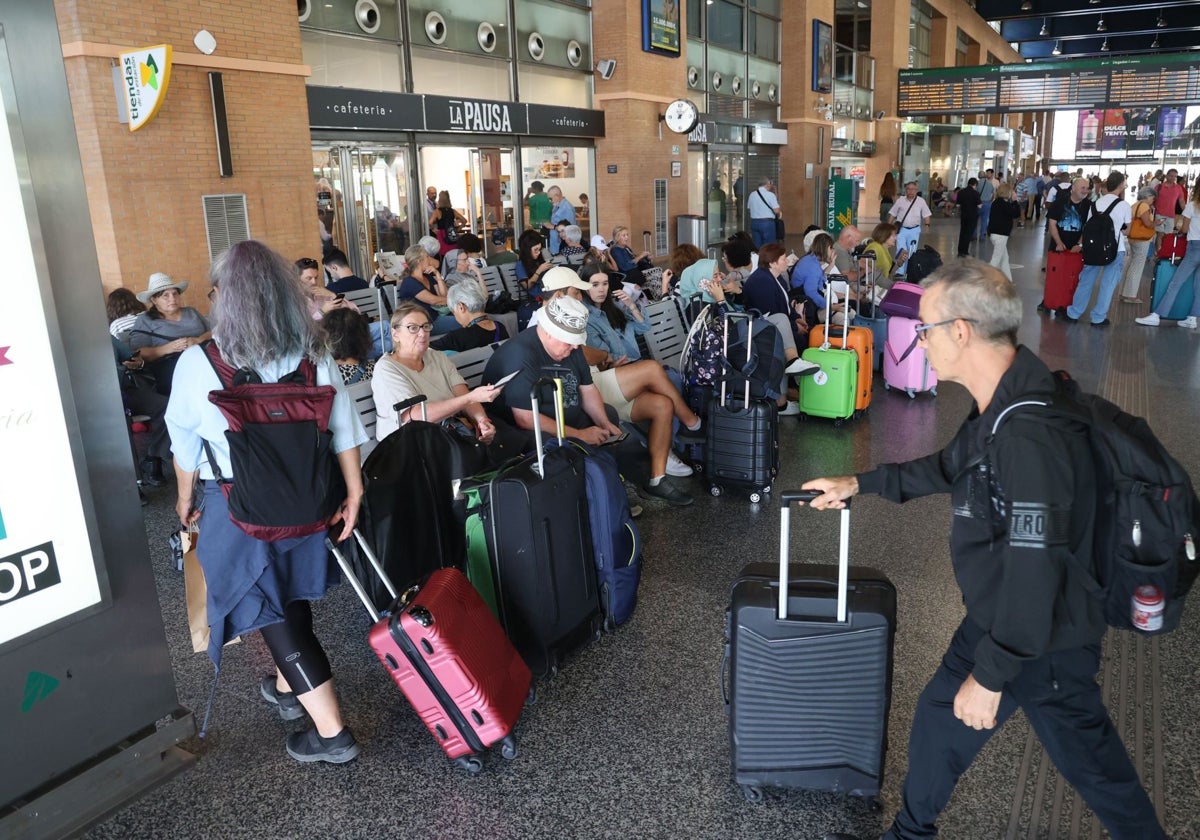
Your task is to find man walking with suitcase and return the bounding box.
[809,261,1166,840]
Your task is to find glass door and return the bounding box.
[312,145,412,278]
[420,144,515,258]
[706,150,744,244]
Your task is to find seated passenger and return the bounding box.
[488,268,703,504]
[515,228,552,292]
[589,235,621,275]
[669,243,706,298]
[792,233,854,325]
[322,248,370,294]
[610,225,651,274]
[862,222,908,290]
[559,225,588,260]
[580,262,650,362]
[296,256,356,321]
[322,307,375,385]
[371,302,500,443]
[436,281,509,353]
[397,244,457,335]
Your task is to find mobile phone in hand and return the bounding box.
[334,293,346,301]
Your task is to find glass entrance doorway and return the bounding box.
[313,145,412,278]
[418,145,516,256]
[707,151,744,243]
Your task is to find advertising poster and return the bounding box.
[0,69,104,645]
[1077,108,1167,157]
[642,0,680,57]
[1159,107,1186,146]
[812,20,833,94]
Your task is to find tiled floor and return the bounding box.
[88,219,1200,839]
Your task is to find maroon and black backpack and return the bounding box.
[201,341,345,541]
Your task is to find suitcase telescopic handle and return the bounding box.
[325,529,400,621]
[530,376,565,476]
[778,490,851,623]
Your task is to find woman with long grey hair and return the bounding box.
[165,240,368,765]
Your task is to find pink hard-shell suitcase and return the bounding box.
[883,315,937,399]
[328,531,532,774]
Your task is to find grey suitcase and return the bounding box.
[724,490,896,804]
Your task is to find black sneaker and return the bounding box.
[676,421,705,441]
[1091,318,1112,327]
[286,726,361,764]
[139,456,166,487]
[260,676,307,721]
[638,477,695,507]
[1059,312,1078,323]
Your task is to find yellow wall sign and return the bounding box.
[118,44,172,132]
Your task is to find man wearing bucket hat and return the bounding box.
[128,272,212,484]
[485,277,698,506]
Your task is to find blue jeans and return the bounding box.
[751,218,776,250]
[1067,252,1125,323]
[977,200,993,239]
[884,618,1165,840]
[1153,245,1200,318]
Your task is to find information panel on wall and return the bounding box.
[0,58,106,646]
[898,52,1200,117]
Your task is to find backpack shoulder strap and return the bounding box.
[202,340,237,389]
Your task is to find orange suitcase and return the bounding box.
[809,324,873,412]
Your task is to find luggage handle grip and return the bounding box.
[778,490,851,623]
[394,394,428,423]
[719,311,752,407]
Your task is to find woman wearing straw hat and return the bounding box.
[128,272,212,483]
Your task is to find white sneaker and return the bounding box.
[779,400,801,417]
[784,357,821,376]
[665,452,694,477]
[1135,313,1161,326]
[1180,316,1198,329]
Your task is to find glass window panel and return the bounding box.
[749,14,777,61]
[302,0,401,41]
[407,1,510,59]
[749,0,780,15]
[410,47,511,100]
[302,31,404,91]
[707,0,742,50]
[687,0,704,38]
[519,64,592,108]
[519,146,594,232]
[514,0,592,71]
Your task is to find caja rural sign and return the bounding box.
[119,44,172,132]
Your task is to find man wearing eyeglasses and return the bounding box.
[809,261,1164,840]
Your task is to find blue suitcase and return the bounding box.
[1151,260,1195,321]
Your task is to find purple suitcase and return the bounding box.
[878,281,924,319]
[882,315,937,398]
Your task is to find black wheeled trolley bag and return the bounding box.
[725,490,896,804]
[706,311,779,504]
[477,377,602,678]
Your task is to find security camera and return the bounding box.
[596,59,617,80]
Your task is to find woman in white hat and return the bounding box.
[128,272,212,482]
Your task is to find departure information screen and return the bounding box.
[898,52,1200,117]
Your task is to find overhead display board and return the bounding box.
[898,52,1200,117]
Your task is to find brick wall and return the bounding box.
[56,0,311,312]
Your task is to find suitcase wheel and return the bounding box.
[749,492,762,504]
[499,735,518,761]
[710,485,722,497]
[527,685,538,706]
[454,754,484,775]
[883,382,890,391]
[906,388,915,399]
[740,784,764,804]
[930,387,937,396]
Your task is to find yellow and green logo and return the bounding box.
[118,44,173,132]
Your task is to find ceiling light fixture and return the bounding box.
[1020,0,1032,9]
[1052,40,1062,55]
[1157,13,1166,28]
[1152,35,1161,49]
[1039,18,1050,37]
[1097,16,1107,32]
[1100,37,1110,51]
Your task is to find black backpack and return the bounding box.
[977,372,1200,635]
[905,245,943,284]
[1079,200,1118,266]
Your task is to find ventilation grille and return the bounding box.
[203,194,250,262]
[653,179,668,256]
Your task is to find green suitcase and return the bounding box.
[799,303,858,422]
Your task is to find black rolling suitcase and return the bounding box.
[476,377,602,678]
[706,311,778,504]
[725,490,896,804]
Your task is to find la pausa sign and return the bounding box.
[447,99,514,133]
